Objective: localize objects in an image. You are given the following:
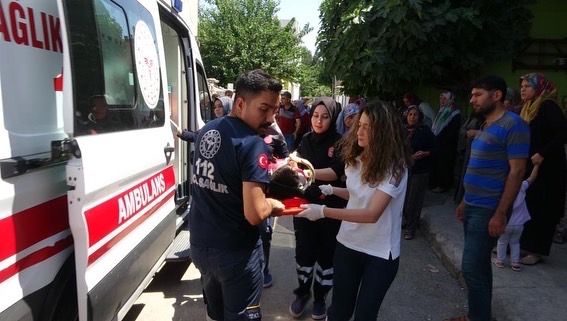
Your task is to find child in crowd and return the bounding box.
[493,164,539,271]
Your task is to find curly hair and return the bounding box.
[339,100,413,184]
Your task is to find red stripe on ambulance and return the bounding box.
[87,190,175,265]
[0,196,69,262]
[84,166,175,263]
[0,196,70,282]
[0,235,72,284]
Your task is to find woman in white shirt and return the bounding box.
[296,100,413,320]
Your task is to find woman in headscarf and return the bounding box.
[429,91,461,193]
[336,103,361,136]
[402,106,436,240]
[289,97,346,320]
[518,73,567,265]
[178,96,232,142]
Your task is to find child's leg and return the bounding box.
[496,227,512,262]
[508,225,524,264]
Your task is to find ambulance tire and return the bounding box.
[41,255,78,321]
[50,273,78,321]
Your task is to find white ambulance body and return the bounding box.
[0,0,213,320]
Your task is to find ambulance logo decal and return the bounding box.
[200,129,221,159]
[134,20,160,109]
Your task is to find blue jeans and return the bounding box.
[327,242,399,321]
[462,204,498,321]
[191,241,264,321]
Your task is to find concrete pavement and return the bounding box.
[420,189,567,321]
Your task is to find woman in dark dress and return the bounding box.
[519,72,567,265]
[289,97,347,319]
[402,106,436,240]
[430,91,461,193]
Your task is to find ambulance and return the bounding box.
[0,0,213,320]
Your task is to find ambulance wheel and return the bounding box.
[41,255,78,321]
[50,274,78,321]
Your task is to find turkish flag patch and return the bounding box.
[258,153,269,169]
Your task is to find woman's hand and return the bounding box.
[296,204,325,221]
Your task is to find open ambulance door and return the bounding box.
[57,0,178,320]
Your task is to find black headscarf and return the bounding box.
[309,97,341,143]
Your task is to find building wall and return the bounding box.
[480,0,567,109]
[416,0,567,113]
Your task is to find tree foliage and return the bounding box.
[318,0,535,99]
[296,48,333,97]
[198,0,311,86]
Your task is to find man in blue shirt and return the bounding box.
[448,76,530,321]
[189,69,284,321]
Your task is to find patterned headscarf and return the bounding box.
[432,91,460,136]
[217,96,233,117]
[336,103,361,135]
[520,72,558,123]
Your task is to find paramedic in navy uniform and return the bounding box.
[189,69,285,321]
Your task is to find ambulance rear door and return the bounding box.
[57,0,177,320]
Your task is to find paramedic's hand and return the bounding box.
[319,184,334,196]
[176,129,187,138]
[296,204,325,221]
[268,198,285,216]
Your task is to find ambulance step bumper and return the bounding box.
[165,223,191,262]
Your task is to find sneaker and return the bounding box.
[520,253,542,265]
[491,258,504,268]
[311,301,327,320]
[511,263,522,272]
[263,273,273,288]
[289,294,310,318]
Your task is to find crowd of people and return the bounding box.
[180,69,566,321]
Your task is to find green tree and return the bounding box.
[198,0,310,86]
[296,47,333,97]
[318,0,535,99]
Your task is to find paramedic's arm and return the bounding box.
[242,181,284,225]
[489,158,526,237]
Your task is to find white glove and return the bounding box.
[295,204,325,221]
[319,184,334,196]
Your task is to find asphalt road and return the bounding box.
[123,214,468,321]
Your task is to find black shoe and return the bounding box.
[311,300,327,320]
[289,293,311,318]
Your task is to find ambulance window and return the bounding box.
[64,0,164,135]
[196,65,213,122]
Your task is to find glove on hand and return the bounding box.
[295,204,325,221]
[319,184,334,196]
